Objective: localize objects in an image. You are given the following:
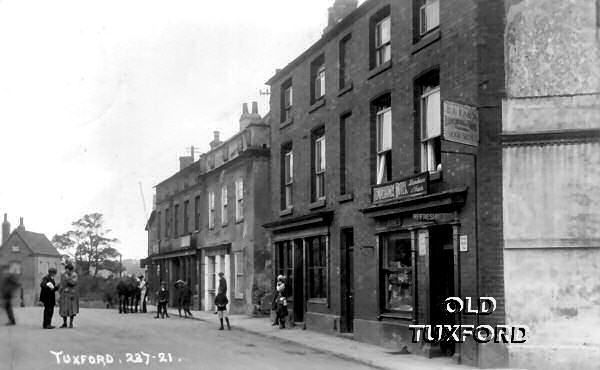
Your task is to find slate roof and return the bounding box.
[7,229,61,257]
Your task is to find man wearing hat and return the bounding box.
[40,267,59,329]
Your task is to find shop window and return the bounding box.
[281,143,293,210]
[208,191,215,229]
[381,234,413,314]
[221,185,228,226]
[234,252,244,299]
[312,127,326,201]
[276,241,294,298]
[281,79,293,123]
[235,178,244,222]
[307,236,327,299]
[310,55,326,104]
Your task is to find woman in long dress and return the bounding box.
[59,263,79,328]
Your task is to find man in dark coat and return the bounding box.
[40,267,59,329]
[181,280,193,318]
[1,264,19,326]
[155,281,169,319]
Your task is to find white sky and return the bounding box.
[0,0,363,259]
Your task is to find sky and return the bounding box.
[0,0,363,259]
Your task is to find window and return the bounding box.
[235,179,244,222]
[165,208,171,238]
[381,234,413,314]
[418,72,441,173]
[183,200,189,234]
[194,195,200,231]
[9,261,21,275]
[307,236,327,299]
[420,0,439,35]
[11,245,20,253]
[276,241,294,298]
[157,211,161,240]
[340,113,351,194]
[234,252,244,299]
[339,35,351,89]
[281,144,293,210]
[374,95,392,184]
[312,129,326,201]
[310,55,326,103]
[208,191,215,229]
[174,204,180,237]
[375,16,391,67]
[221,185,228,225]
[281,79,293,123]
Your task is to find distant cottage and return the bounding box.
[0,214,61,306]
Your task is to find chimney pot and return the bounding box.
[251,101,258,114]
[242,103,249,115]
[17,217,24,231]
[214,131,220,141]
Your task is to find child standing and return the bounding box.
[214,272,230,330]
[155,281,169,319]
[274,275,288,329]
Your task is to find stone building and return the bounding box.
[0,214,62,307]
[145,103,272,314]
[263,0,506,366]
[502,0,600,369]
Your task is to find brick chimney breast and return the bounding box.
[324,0,358,34]
[209,131,222,149]
[2,213,10,244]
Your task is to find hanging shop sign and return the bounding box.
[443,101,479,147]
[372,172,429,204]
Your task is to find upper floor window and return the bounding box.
[375,17,391,67]
[235,179,244,222]
[221,185,228,225]
[208,191,215,229]
[312,128,326,201]
[194,195,200,231]
[419,0,439,35]
[174,204,180,237]
[339,34,352,89]
[165,208,171,238]
[418,71,441,173]
[183,200,189,234]
[281,143,293,210]
[9,261,21,275]
[281,79,293,123]
[339,112,352,194]
[310,55,326,103]
[374,95,392,184]
[157,211,162,239]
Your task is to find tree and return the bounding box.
[52,213,120,276]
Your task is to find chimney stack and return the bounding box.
[179,156,193,170]
[2,214,10,244]
[240,101,262,131]
[323,0,358,34]
[209,131,222,149]
[17,217,24,231]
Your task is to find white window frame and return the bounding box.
[234,252,244,299]
[420,86,442,173]
[284,150,293,209]
[208,191,215,229]
[376,106,392,184]
[235,179,244,222]
[314,135,326,200]
[283,85,293,121]
[420,0,440,35]
[375,16,391,67]
[221,185,228,226]
[11,245,20,253]
[314,65,326,100]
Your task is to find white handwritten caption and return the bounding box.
[50,351,182,366]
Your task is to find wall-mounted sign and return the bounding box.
[413,213,455,223]
[418,230,429,256]
[443,101,479,147]
[460,235,468,252]
[180,235,191,248]
[372,172,429,204]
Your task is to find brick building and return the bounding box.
[263,0,506,366]
[0,215,62,307]
[145,103,272,314]
[502,0,600,369]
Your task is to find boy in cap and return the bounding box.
[40,267,59,329]
[155,281,169,319]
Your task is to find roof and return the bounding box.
[3,229,61,257]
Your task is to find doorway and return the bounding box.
[429,225,455,356]
[292,239,304,323]
[340,228,354,333]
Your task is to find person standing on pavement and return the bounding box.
[40,267,59,329]
[214,272,230,330]
[58,263,79,328]
[138,275,147,313]
[1,264,19,326]
[155,281,169,319]
[181,280,193,318]
[174,280,184,317]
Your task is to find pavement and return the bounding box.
[156,305,478,370]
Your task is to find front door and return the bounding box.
[340,228,354,332]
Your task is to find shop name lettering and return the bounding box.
[409,297,529,344]
[49,351,181,366]
[373,176,427,202]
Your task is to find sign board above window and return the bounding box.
[443,100,479,146]
[372,172,429,204]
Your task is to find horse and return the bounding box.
[116,275,138,314]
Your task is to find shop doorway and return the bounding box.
[276,240,305,324]
[292,239,304,323]
[429,225,455,356]
[340,228,354,333]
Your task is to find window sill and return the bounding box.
[338,193,354,203]
[279,207,293,217]
[309,199,326,210]
[308,98,326,113]
[412,28,441,54]
[337,82,353,97]
[378,312,414,321]
[280,117,293,129]
[307,298,327,305]
[367,60,392,80]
